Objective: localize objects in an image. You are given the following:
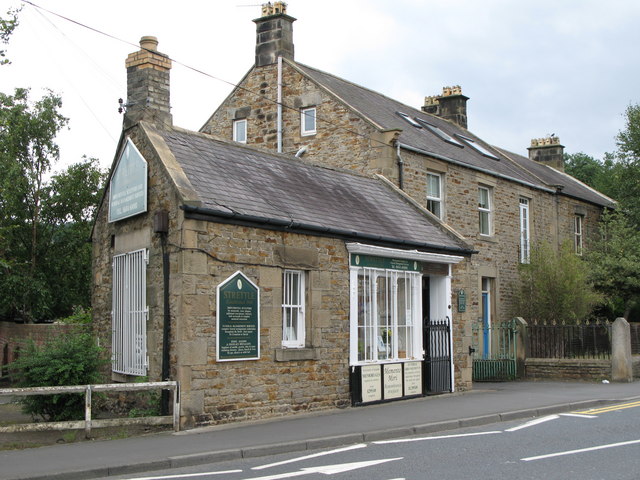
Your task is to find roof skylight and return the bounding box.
[396,112,422,128]
[416,119,464,147]
[456,134,500,160]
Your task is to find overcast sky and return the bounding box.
[3,0,640,173]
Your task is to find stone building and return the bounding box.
[92,36,475,427]
[200,3,615,363]
[92,4,615,427]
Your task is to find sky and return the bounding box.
[2,0,640,174]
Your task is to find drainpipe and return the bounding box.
[154,210,171,416]
[277,56,283,153]
[396,143,405,190]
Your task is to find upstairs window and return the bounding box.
[233,119,247,143]
[519,198,530,263]
[301,107,316,136]
[426,172,443,219]
[282,270,305,348]
[478,186,493,236]
[575,215,584,255]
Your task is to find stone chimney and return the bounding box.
[123,36,172,129]
[253,2,296,67]
[528,136,565,171]
[422,86,469,129]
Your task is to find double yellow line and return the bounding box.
[574,400,640,415]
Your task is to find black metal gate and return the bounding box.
[423,318,452,394]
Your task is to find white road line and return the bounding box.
[373,431,502,445]
[560,413,598,419]
[522,439,640,462]
[505,415,559,432]
[252,444,368,470]
[125,470,243,480]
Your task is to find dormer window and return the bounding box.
[233,119,247,143]
[456,134,500,160]
[301,107,316,136]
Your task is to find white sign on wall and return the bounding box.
[109,138,148,222]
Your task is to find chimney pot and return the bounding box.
[140,35,159,51]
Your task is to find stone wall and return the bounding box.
[175,220,352,426]
[525,358,611,381]
[0,322,78,376]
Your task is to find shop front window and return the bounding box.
[354,267,421,363]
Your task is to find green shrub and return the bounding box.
[513,241,602,324]
[8,330,107,421]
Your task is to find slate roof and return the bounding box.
[152,126,472,254]
[495,147,616,208]
[291,61,614,208]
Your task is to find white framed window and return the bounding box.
[282,270,305,348]
[575,215,584,255]
[426,172,443,219]
[233,119,247,143]
[519,198,530,263]
[478,186,492,236]
[301,107,316,136]
[112,249,148,376]
[351,267,421,364]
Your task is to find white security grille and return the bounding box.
[112,249,148,376]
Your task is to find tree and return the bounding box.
[0,7,20,65]
[512,242,602,324]
[587,209,640,320]
[0,88,106,321]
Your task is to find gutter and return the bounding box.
[180,204,475,256]
[398,143,556,194]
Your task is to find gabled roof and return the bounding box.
[290,61,614,208]
[495,147,616,208]
[147,124,473,255]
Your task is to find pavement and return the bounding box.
[1,379,640,480]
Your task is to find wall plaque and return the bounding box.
[216,271,260,361]
[109,138,148,222]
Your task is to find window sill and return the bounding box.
[275,348,318,362]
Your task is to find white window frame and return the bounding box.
[233,118,247,143]
[350,267,422,365]
[575,215,584,255]
[282,270,305,348]
[426,172,443,219]
[519,197,530,263]
[112,248,148,376]
[478,186,493,236]
[301,107,316,136]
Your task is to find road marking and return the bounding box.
[522,439,640,462]
[125,470,243,480]
[559,413,598,419]
[373,431,501,445]
[573,400,640,415]
[252,444,368,470]
[505,415,559,432]
[240,458,403,479]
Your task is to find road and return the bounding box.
[99,400,640,480]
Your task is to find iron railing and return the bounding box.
[526,320,612,359]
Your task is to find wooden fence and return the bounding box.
[0,381,180,437]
